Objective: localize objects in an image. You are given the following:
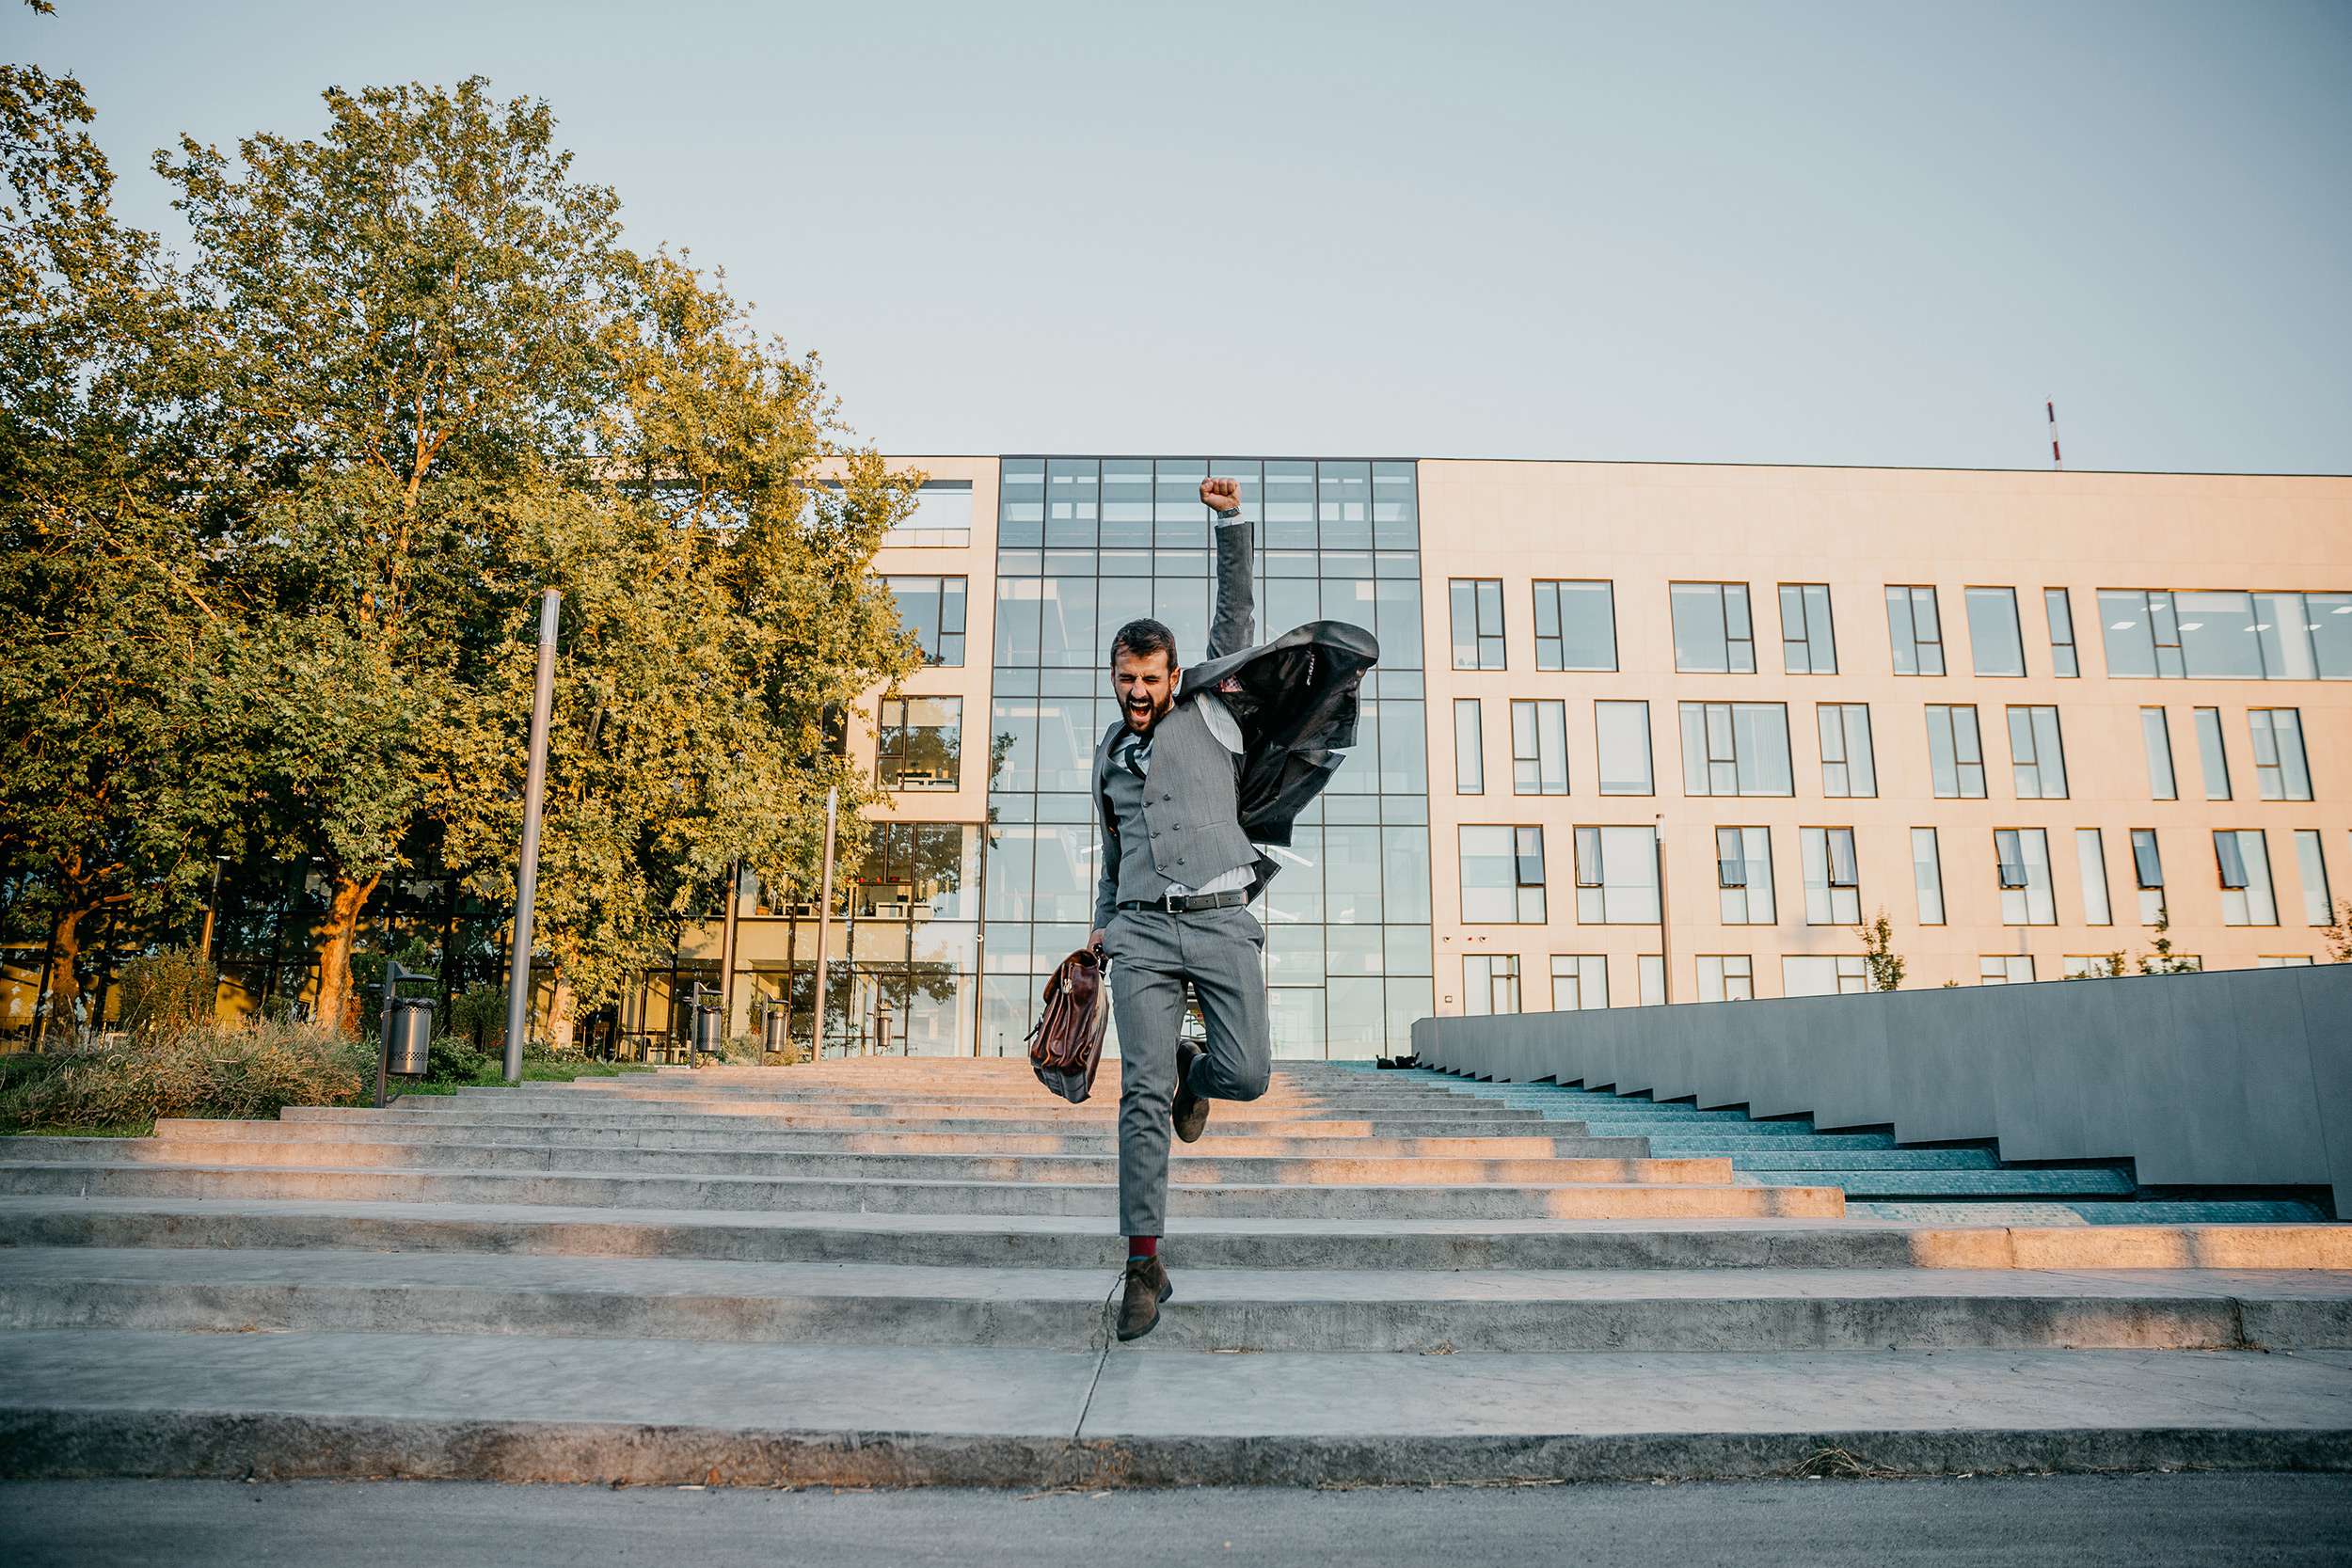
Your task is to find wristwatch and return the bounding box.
[1214,506,1241,521]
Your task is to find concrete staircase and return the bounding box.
[3,1058,2349,1486]
[1401,1069,2334,1223]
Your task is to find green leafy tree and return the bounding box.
[0,41,251,1043]
[1857,908,1904,991]
[152,77,634,1032]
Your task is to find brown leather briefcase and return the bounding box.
[1027,945,1109,1104]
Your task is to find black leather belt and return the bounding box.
[1118,889,1250,914]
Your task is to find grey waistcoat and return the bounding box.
[1097,703,1254,916]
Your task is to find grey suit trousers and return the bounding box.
[1104,903,1271,1237]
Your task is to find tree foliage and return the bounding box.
[1,59,918,1041]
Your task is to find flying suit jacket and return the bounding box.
[1089,515,1380,930]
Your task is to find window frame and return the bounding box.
[2044,587,2079,677]
[1779,582,1837,674]
[1531,579,1617,672]
[1670,581,1757,674]
[1449,578,1506,670]
[2006,705,2069,800]
[1885,585,1946,675]
[1965,585,2027,677]
[1817,702,1876,798]
[1509,698,1569,796]
[1453,697,1485,795]
[1925,704,1987,799]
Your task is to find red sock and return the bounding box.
[1127,1235,1158,1259]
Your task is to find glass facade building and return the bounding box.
[978,457,1434,1059]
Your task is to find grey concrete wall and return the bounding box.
[1412,965,2352,1215]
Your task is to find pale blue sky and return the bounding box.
[10,0,2349,471]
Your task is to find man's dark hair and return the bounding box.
[1111,617,1178,667]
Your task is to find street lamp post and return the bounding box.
[502,589,561,1084]
[810,784,839,1058]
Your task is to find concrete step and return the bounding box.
[6,1247,2347,1354]
[1743,1169,2140,1199]
[284,1109,1579,1139]
[149,1121,1654,1160]
[0,1162,1844,1219]
[6,1328,2348,1486]
[1709,1150,2007,1171]
[0,1139,1732,1188]
[12,1196,2348,1272]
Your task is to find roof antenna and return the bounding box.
[2046,399,2063,470]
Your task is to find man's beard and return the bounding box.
[1123,691,1171,732]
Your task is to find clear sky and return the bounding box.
[9,0,2350,471]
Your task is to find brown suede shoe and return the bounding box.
[1172,1040,1209,1144]
[1116,1255,1172,1342]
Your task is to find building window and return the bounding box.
[1925,705,1986,799]
[1784,955,1867,996]
[1549,954,1608,1010]
[1454,699,1485,794]
[2076,828,2112,926]
[883,575,969,666]
[1670,582,1756,673]
[2194,706,2231,800]
[2131,828,2166,925]
[2044,588,2079,677]
[2065,955,2124,978]
[1817,704,1876,798]
[879,481,975,547]
[2095,587,2352,680]
[2259,955,2316,968]
[1966,586,2026,676]
[1678,702,1793,797]
[1979,955,2035,985]
[2216,829,2278,926]
[1532,580,1616,671]
[1716,826,1776,925]
[1460,825,1546,923]
[2249,709,2312,800]
[1638,954,1665,1006]
[1912,827,1947,926]
[2296,830,2332,927]
[1696,955,1754,1002]
[876,696,962,791]
[1463,954,1521,1016]
[1596,701,1654,796]
[1780,583,1837,673]
[1995,827,2056,926]
[1510,700,1569,795]
[2141,707,2177,800]
[2007,705,2068,800]
[1801,827,1861,925]
[1885,585,1946,675]
[1450,578,1505,669]
[1575,825,1661,924]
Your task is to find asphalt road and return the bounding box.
[6,1472,2350,1567]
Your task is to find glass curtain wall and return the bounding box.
[982,457,1433,1060]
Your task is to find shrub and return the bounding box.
[445,983,506,1055]
[0,1022,373,1132]
[425,1036,496,1085]
[116,947,220,1035]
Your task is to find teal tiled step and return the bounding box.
[1740,1169,2140,1198]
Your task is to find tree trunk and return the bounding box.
[310,870,381,1037]
[38,905,86,1051]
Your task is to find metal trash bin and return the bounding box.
[760,1004,789,1055]
[691,1004,723,1061]
[386,996,435,1076]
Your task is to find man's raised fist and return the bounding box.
[1200,476,1240,512]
